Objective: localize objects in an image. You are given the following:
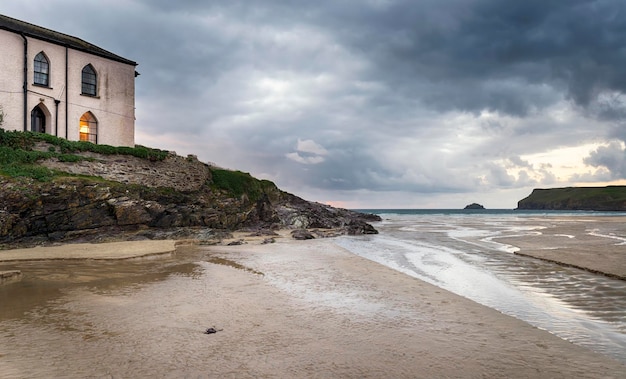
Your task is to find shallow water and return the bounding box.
[336,213,626,363]
[0,249,231,378]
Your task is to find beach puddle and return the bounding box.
[0,251,204,322]
[0,247,242,377]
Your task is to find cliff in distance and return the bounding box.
[517,186,626,211]
[0,129,379,248]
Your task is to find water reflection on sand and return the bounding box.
[0,252,202,321]
[0,248,224,378]
[336,214,626,363]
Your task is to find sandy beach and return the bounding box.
[0,240,179,262]
[1,229,625,377]
[496,216,626,280]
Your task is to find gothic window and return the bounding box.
[34,52,49,86]
[79,112,98,143]
[81,64,97,96]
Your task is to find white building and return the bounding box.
[0,14,137,147]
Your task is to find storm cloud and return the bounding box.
[3,0,626,208]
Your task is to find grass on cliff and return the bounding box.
[0,128,169,181]
[1,129,278,203]
[520,186,626,207]
[210,168,277,201]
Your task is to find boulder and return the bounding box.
[291,229,315,240]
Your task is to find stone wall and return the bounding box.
[41,149,212,192]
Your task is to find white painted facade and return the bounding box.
[0,15,137,147]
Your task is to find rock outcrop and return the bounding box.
[517,186,626,211]
[0,140,380,247]
[38,145,211,192]
[0,270,22,285]
[463,203,485,210]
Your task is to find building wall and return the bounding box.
[0,29,26,133]
[24,35,66,138]
[0,29,135,147]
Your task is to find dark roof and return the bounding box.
[0,13,137,66]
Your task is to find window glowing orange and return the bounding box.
[79,112,97,143]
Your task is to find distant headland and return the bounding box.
[517,186,626,211]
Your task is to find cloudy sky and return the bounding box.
[3,0,626,208]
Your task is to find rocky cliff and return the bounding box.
[0,130,380,247]
[517,186,626,211]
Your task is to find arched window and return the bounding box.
[79,112,98,143]
[31,105,46,133]
[81,64,97,96]
[34,52,49,86]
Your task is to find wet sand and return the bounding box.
[1,231,625,377]
[497,216,626,280]
[0,240,178,262]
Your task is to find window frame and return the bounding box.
[79,112,98,144]
[81,64,98,96]
[34,52,50,87]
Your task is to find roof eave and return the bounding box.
[0,15,137,67]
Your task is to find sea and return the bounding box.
[336,209,626,363]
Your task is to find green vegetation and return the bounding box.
[210,168,276,201]
[0,144,57,181]
[0,129,168,160]
[518,186,626,210]
[0,128,277,203]
[0,128,169,181]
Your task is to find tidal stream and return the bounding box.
[336,212,626,363]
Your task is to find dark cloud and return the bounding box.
[94,0,626,115]
[335,0,626,115]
